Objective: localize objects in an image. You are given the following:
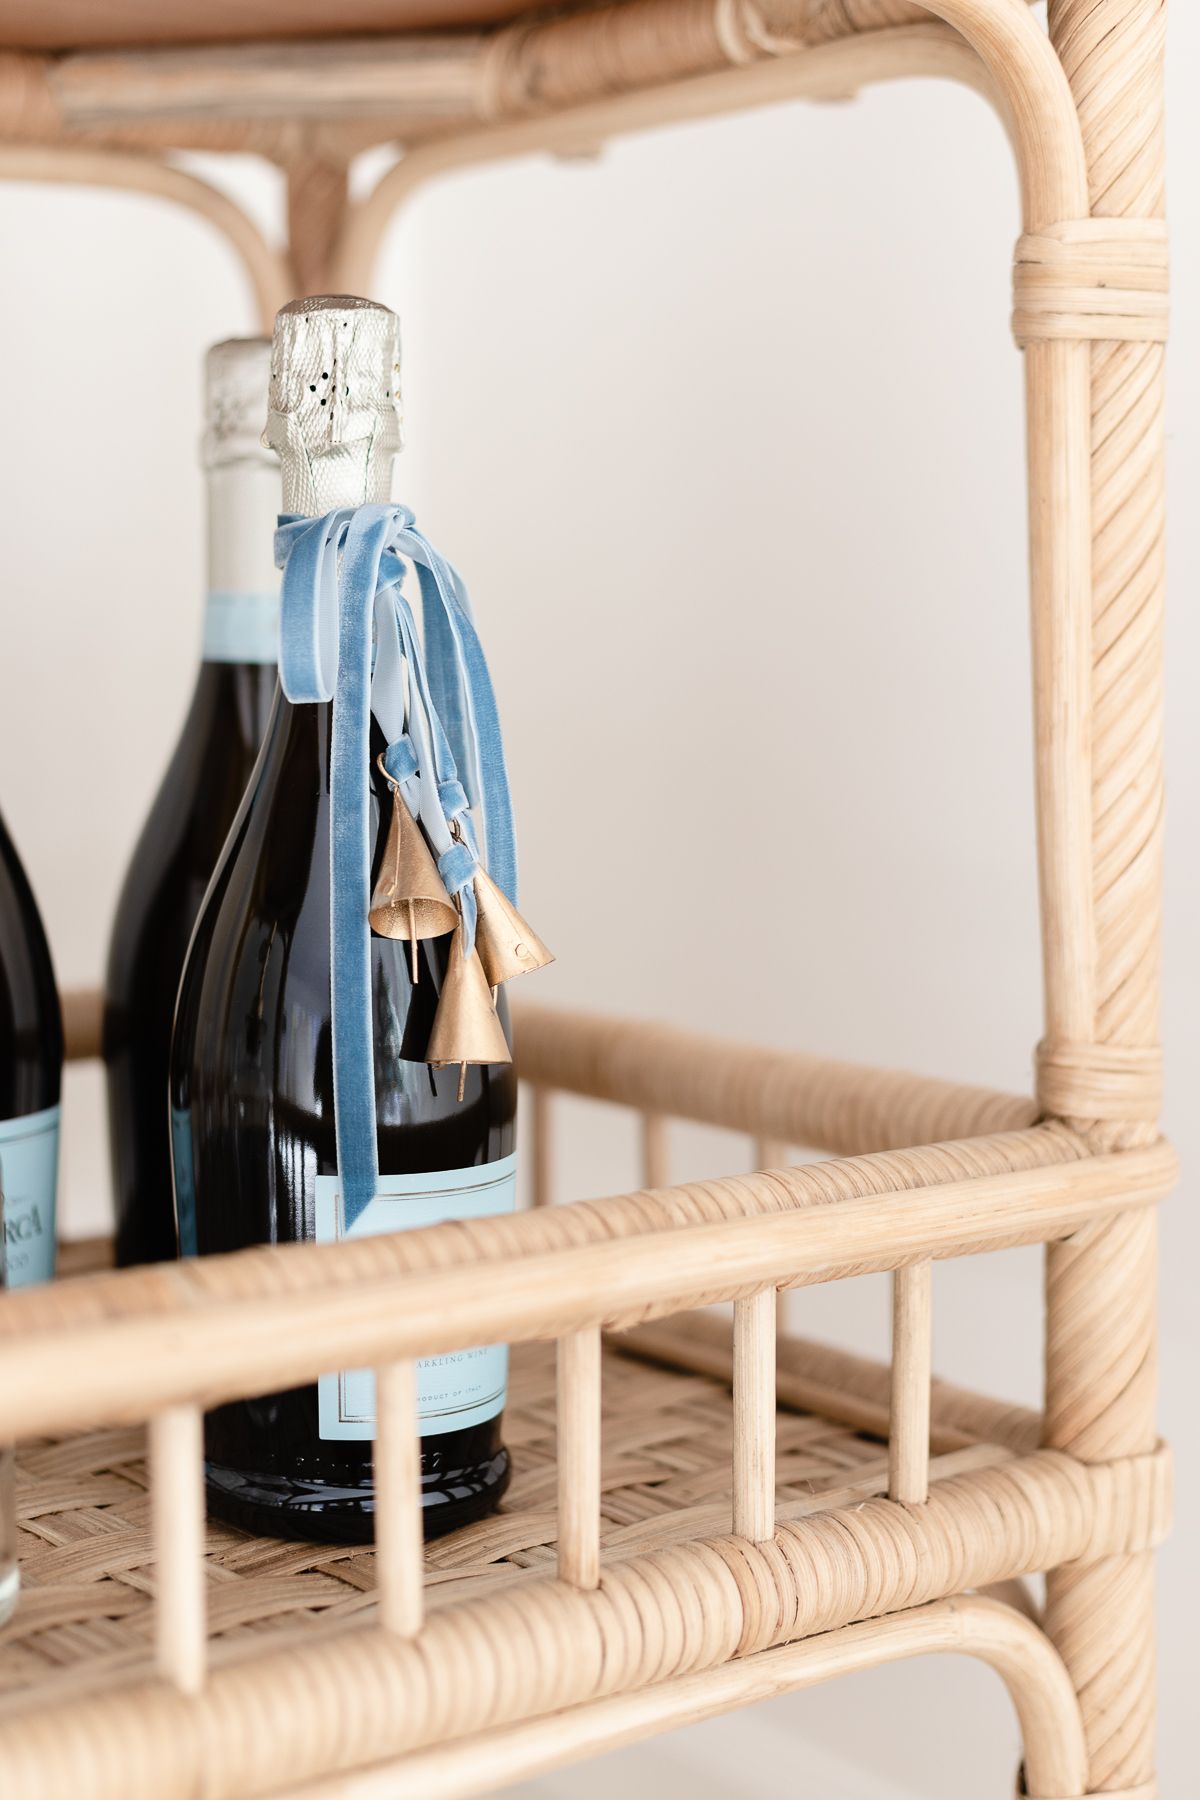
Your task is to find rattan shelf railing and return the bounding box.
[0,989,1175,1798]
[0,0,1171,1794]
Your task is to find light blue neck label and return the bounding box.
[0,1105,60,1289]
[202,589,280,665]
[316,1152,516,1441]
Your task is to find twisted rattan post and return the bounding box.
[1036,4,1168,1794]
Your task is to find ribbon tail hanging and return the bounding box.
[278,501,550,1232]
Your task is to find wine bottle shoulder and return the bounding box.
[106,664,277,995]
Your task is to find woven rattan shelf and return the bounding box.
[0,1323,1032,1707]
[0,1276,1173,1800]
[0,0,1173,1795]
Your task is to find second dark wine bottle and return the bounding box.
[105,339,279,1267]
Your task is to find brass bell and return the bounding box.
[427,926,512,1089]
[473,866,555,987]
[369,768,457,980]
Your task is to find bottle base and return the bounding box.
[204,1446,511,1546]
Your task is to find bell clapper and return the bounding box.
[408,899,417,982]
[457,1061,467,1103]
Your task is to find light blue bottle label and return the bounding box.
[315,1153,516,1441]
[0,1105,60,1288]
[202,589,280,665]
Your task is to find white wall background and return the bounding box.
[0,10,1195,1795]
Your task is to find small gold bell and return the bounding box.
[427,926,512,1086]
[473,866,555,987]
[369,767,458,980]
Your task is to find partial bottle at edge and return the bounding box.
[170,297,515,1544]
[0,806,63,1289]
[105,339,279,1267]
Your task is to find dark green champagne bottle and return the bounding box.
[171,298,515,1544]
[105,340,278,1267]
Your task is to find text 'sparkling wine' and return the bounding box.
[172,296,539,1544]
[105,339,279,1267]
[0,807,63,1289]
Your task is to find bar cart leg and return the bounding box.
[1040,3,1168,1793]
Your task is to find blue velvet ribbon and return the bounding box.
[276,503,517,1229]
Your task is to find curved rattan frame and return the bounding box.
[0,144,291,321]
[0,1,1169,1796]
[291,1596,1091,1800]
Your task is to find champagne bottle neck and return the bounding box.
[202,461,281,667]
[268,298,402,517]
[206,463,279,593]
[278,434,396,517]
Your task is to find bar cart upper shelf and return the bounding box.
[0,2,1171,1798]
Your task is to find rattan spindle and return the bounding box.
[148,1403,207,1695]
[375,1361,425,1638]
[528,1083,553,1207]
[732,1288,777,1544]
[889,1262,933,1505]
[556,1328,603,1588]
[639,1110,669,1188]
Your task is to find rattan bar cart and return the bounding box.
[0,2,1172,1795]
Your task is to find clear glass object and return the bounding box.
[0,1168,18,1625]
